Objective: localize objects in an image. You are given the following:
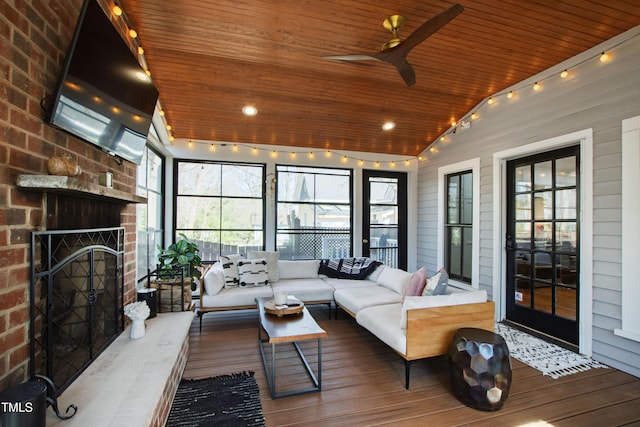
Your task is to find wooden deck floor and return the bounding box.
[183,306,640,426]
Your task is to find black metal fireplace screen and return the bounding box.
[29,227,125,394]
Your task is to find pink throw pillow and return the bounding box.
[402,267,427,302]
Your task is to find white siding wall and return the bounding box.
[416,26,640,377]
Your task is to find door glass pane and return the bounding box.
[516,250,531,277]
[534,161,552,190]
[534,192,552,220]
[555,254,577,286]
[555,189,576,219]
[533,282,552,313]
[534,253,552,279]
[515,222,531,248]
[370,180,397,204]
[557,287,577,320]
[555,223,577,252]
[534,222,552,247]
[556,156,576,187]
[515,165,531,192]
[371,206,398,225]
[515,194,531,220]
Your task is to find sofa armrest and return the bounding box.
[405,301,495,360]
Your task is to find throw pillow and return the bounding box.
[377,266,413,295]
[423,269,449,296]
[219,254,243,288]
[237,259,269,287]
[402,267,427,302]
[203,262,225,296]
[248,250,279,282]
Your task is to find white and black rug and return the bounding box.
[166,372,265,427]
[495,323,609,379]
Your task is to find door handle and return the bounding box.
[362,239,369,244]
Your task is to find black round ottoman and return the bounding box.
[448,327,512,411]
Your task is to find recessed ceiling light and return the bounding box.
[382,121,395,131]
[242,105,258,116]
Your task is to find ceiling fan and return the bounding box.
[324,3,464,86]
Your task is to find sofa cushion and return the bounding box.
[248,251,279,282]
[200,285,273,308]
[356,303,406,355]
[321,277,378,291]
[278,260,321,279]
[219,255,243,288]
[400,289,488,329]
[376,267,412,295]
[402,267,427,302]
[334,286,402,315]
[203,262,225,296]
[271,278,335,302]
[237,259,269,288]
[423,269,449,296]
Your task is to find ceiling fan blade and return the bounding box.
[397,3,464,54]
[323,54,380,61]
[393,59,416,86]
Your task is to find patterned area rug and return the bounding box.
[495,323,609,379]
[166,372,265,427]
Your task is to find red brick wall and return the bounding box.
[0,0,141,391]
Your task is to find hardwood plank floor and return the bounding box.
[183,306,640,426]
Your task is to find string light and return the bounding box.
[128,29,137,39]
[425,30,636,159]
[180,141,417,168]
[112,5,122,16]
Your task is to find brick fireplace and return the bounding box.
[0,0,141,392]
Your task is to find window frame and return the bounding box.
[275,164,353,260]
[437,158,480,288]
[136,145,165,280]
[173,160,266,260]
[445,170,474,283]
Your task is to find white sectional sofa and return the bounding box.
[198,256,495,387]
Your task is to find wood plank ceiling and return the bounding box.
[120,0,640,156]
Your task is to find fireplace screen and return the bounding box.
[29,227,125,393]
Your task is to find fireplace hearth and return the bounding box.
[29,227,125,394]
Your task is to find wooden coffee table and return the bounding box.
[256,297,328,399]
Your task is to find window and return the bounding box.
[175,161,265,261]
[276,165,352,260]
[437,158,480,287]
[445,171,473,283]
[136,146,164,279]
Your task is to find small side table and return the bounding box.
[449,327,512,411]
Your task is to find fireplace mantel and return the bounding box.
[17,175,147,204]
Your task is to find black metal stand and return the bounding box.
[35,375,77,420]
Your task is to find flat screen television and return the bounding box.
[46,0,159,165]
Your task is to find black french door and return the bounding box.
[505,146,580,345]
[362,170,407,270]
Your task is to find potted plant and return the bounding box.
[157,233,203,288]
[153,234,203,311]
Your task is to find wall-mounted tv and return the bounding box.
[46,0,159,165]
